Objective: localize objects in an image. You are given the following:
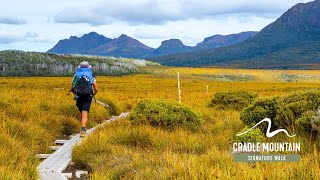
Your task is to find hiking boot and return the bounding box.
[80,130,87,137]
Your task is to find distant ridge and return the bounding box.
[48,32,112,54]
[88,34,154,58]
[194,31,258,50]
[144,39,193,58]
[144,31,257,58]
[48,31,257,59]
[150,0,320,69]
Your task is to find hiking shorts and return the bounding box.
[76,95,93,113]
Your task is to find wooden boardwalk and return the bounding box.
[38,112,129,180]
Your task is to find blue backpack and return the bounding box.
[73,68,94,96]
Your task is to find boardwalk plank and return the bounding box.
[38,112,129,180]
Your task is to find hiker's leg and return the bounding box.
[81,110,88,128]
[76,98,82,121]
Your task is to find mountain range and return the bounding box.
[48,31,257,59]
[151,0,320,69]
[48,0,320,69]
[48,32,112,54]
[143,31,258,58]
[86,34,154,58]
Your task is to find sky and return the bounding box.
[0,0,313,52]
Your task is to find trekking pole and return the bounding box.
[94,98,109,108]
[67,87,73,96]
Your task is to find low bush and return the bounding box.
[210,91,257,111]
[240,91,320,136]
[297,111,320,138]
[275,92,320,128]
[235,126,265,143]
[240,98,278,128]
[129,100,202,131]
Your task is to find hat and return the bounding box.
[78,61,92,68]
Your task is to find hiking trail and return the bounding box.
[37,112,129,179]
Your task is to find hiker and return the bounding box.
[69,61,99,136]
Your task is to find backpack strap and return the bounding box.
[72,75,78,88]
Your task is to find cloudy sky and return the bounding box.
[0,0,313,51]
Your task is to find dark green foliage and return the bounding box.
[129,100,202,131]
[0,50,142,76]
[211,91,257,111]
[240,91,320,135]
[296,111,317,132]
[275,92,320,128]
[240,98,278,126]
[235,127,265,143]
[296,110,320,139]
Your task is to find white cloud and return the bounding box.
[0,32,25,44]
[0,16,26,25]
[53,0,313,26]
[132,16,274,47]
[0,31,46,45]
[54,9,114,26]
[0,0,314,51]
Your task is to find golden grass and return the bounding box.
[1,67,320,178]
[0,77,109,179]
[73,67,320,179]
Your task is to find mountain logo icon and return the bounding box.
[237,118,296,138]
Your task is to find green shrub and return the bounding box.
[240,91,320,135]
[275,92,320,128]
[129,100,202,131]
[240,98,278,127]
[296,111,320,136]
[235,126,265,143]
[210,91,257,110]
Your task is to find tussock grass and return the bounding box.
[0,77,110,179]
[2,67,320,178]
[74,119,320,179]
[72,67,320,179]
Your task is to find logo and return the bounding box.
[233,118,300,162]
[236,118,296,138]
